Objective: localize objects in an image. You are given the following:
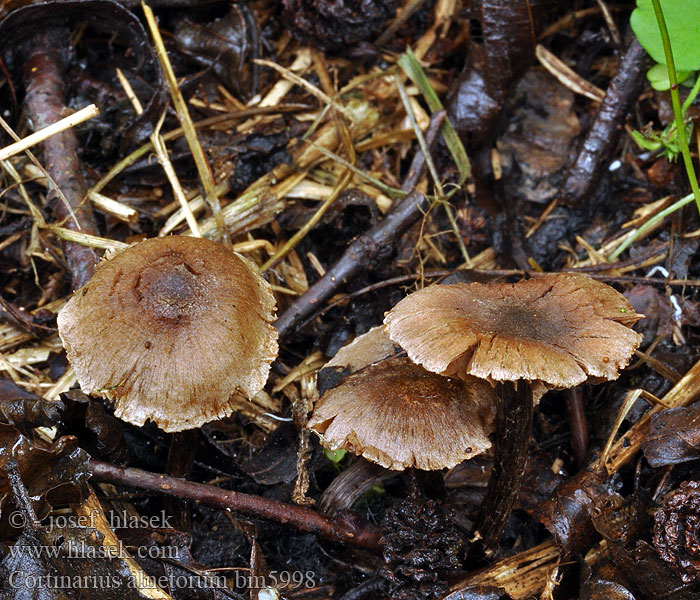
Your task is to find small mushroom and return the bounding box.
[318,324,401,394]
[308,355,496,471]
[384,272,643,550]
[57,236,278,432]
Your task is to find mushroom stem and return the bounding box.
[565,386,589,467]
[164,430,198,530]
[473,380,533,554]
[406,468,446,502]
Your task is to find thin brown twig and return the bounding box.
[274,110,446,338]
[88,459,384,552]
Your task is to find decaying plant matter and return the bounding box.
[4,1,700,599]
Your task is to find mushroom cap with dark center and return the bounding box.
[383,273,643,388]
[57,236,278,432]
[308,356,496,471]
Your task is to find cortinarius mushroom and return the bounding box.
[57,236,278,432]
[318,324,401,394]
[384,272,643,549]
[308,355,496,471]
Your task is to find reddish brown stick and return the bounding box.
[561,39,648,206]
[23,27,99,289]
[274,110,444,338]
[88,459,384,552]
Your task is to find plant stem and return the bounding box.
[473,381,534,555]
[682,72,700,114]
[651,0,700,215]
[608,192,693,261]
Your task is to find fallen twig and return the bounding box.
[561,38,648,206]
[22,27,100,289]
[274,110,445,338]
[88,459,384,552]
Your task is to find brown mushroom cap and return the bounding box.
[308,356,496,471]
[57,236,278,432]
[384,273,643,389]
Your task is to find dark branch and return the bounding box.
[561,38,648,206]
[274,110,445,338]
[88,459,384,552]
[23,27,100,289]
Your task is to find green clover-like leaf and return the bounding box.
[631,0,700,72]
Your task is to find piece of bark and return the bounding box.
[533,466,609,559]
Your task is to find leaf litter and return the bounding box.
[2,1,700,599]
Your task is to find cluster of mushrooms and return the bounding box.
[57,235,644,551]
[308,272,644,550]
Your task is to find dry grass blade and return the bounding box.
[254,58,345,116]
[116,68,200,236]
[595,0,622,46]
[0,116,79,228]
[75,491,173,598]
[20,162,138,224]
[0,105,99,162]
[88,108,300,197]
[259,50,313,108]
[195,169,304,239]
[608,193,694,261]
[394,74,470,266]
[159,180,231,235]
[261,170,352,272]
[88,191,138,224]
[459,540,560,599]
[304,140,406,198]
[2,160,46,225]
[535,45,606,102]
[142,2,228,245]
[600,388,644,466]
[44,367,77,401]
[45,226,129,251]
[375,0,429,46]
[598,357,700,475]
[397,48,471,183]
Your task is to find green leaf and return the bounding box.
[324,448,347,464]
[631,0,700,72]
[629,129,663,152]
[397,49,471,184]
[646,62,691,90]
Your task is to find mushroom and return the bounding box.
[383,272,643,550]
[57,236,278,433]
[318,324,401,394]
[308,355,496,471]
